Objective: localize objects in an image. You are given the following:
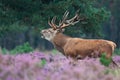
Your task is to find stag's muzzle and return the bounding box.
[40,31,44,38]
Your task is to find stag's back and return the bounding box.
[64,38,115,59]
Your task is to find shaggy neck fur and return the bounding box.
[51,33,71,54]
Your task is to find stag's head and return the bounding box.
[41,10,82,41]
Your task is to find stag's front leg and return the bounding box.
[64,49,80,65]
[67,56,77,65]
[66,54,82,65]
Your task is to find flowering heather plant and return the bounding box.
[0,51,120,80]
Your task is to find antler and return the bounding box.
[58,10,81,29]
[48,16,58,30]
[48,10,83,30]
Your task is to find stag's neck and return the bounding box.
[51,33,71,49]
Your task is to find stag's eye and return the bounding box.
[43,30,47,33]
[47,31,50,34]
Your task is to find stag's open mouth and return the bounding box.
[41,34,45,38]
[41,32,44,38]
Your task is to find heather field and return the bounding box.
[0,51,120,80]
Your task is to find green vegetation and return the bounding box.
[40,59,47,67]
[100,53,112,66]
[52,49,58,54]
[0,0,111,50]
[2,42,33,54]
[105,68,120,77]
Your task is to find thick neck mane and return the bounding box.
[52,33,71,47]
[51,33,71,53]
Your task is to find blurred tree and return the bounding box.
[0,0,111,50]
[97,0,120,47]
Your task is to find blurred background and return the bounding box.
[0,0,120,51]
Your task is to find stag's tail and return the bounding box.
[107,41,117,52]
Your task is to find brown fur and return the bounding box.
[52,33,116,60]
[41,10,117,66]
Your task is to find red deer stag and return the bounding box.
[41,11,117,65]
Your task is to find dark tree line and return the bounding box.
[0,0,119,50]
[97,0,120,48]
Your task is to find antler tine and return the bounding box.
[49,10,82,30]
[48,16,57,29]
[62,11,69,22]
[68,14,80,25]
[66,10,80,24]
[50,16,58,29]
[74,10,86,21]
[59,10,80,29]
[48,20,52,27]
[59,11,69,27]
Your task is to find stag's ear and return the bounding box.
[62,28,65,32]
